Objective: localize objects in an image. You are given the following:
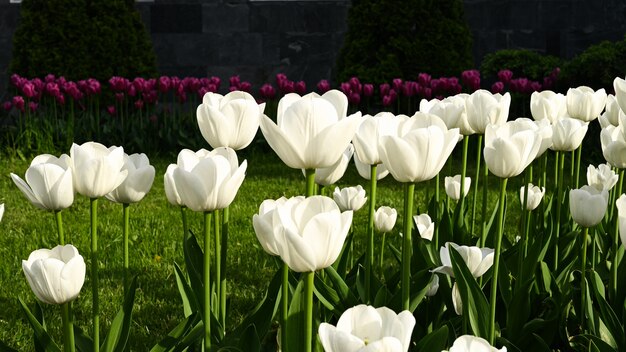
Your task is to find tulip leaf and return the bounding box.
[448,247,490,339]
[101,276,138,352]
[150,313,200,352]
[174,262,197,318]
[334,230,354,276]
[285,280,305,352]
[590,270,625,350]
[184,230,206,312]
[236,324,261,352]
[324,266,358,306]
[72,325,94,352]
[521,228,552,285]
[18,298,61,352]
[415,324,448,351]
[505,279,533,343]
[530,333,552,352]
[314,275,340,314]
[570,334,616,352]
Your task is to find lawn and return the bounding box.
[0,143,523,351]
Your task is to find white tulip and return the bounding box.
[465,90,511,134]
[318,304,416,352]
[11,153,74,210]
[0,203,4,222]
[352,112,399,166]
[519,183,545,211]
[444,175,471,201]
[550,117,589,152]
[420,95,474,135]
[196,91,264,150]
[452,282,462,315]
[311,145,354,186]
[252,196,304,257]
[569,185,609,228]
[22,244,86,305]
[374,206,397,233]
[443,335,507,352]
[105,153,155,204]
[613,77,626,113]
[599,95,624,128]
[70,142,128,198]
[566,86,607,122]
[616,194,626,248]
[425,274,439,297]
[333,185,367,212]
[587,163,618,192]
[530,90,567,124]
[601,114,626,168]
[354,153,390,181]
[484,121,542,178]
[432,242,494,278]
[413,213,434,241]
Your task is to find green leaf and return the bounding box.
[100,276,138,352]
[236,325,260,352]
[18,298,61,352]
[73,325,94,352]
[285,280,305,352]
[448,247,490,339]
[570,334,616,352]
[415,325,448,352]
[334,230,354,276]
[174,262,197,317]
[589,270,625,350]
[150,314,201,352]
[324,266,358,306]
[184,230,206,313]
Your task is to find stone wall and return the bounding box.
[1,0,626,97]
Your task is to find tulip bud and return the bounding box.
[519,183,545,211]
[413,213,434,240]
[432,242,494,278]
[566,86,607,122]
[587,163,618,192]
[333,185,367,212]
[22,244,86,305]
[445,175,471,201]
[569,185,609,228]
[374,206,397,233]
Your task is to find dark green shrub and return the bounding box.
[480,49,562,81]
[559,36,626,91]
[336,0,474,83]
[10,0,157,81]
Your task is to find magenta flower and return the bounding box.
[229,75,241,89]
[491,81,505,94]
[276,73,288,85]
[279,80,295,94]
[317,79,331,93]
[158,76,171,93]
[28,101,38,112]
[497,69,513,84]
[45,74,56,83]
[349,91,361,105]
[392,78,403,91]
[12,96,25,111]
[418,73,431,86]
[379,83,391,97]
[363,83,374,97]
[22,82,37,99]
[240,81,252,92]
[295,81,306,95]
[530,81,542,92]
[259,83,277,99]
[134,100,144,110]
[109,76,130,92]
[340,82,351,95]
[349,76,362,93]
[2,101,11,111]
[106,105,116,116]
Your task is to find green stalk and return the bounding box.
[203,211,213,351]
[541,152,548,189]
[90,198,100,352]
[61,302,75,352]
[570,150,575,186]
[471,135,483,236]
[365,164,377,302]
[305,169,316,197]
[55,210,65,245]
[580,226,589,331]
[214,209,221,322]
[480,154,489,248]
[611,169,624,300]
[303,272,315,352]
[489,177,508,345]
[458,137,469,241]
[281,262,289,351]
[575,146,582,188]
[553,152,565,270]
[379,232,387,276]
[123,203,130,291]
[220,206,229,331]
[181,206,189,237]
[401,183,415,310]
[434,174,440,249]
[518,170,530,282]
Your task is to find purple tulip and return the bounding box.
[418,73,431,87]
[340,82,351,95]
[134,100,144,110]
[363,83,374,97]
[45,82,60,97]
[530,81,542,92]
[276,73,288,85]
[12,96,25,111]
[109,76,129,92]
[158,76,171,93]
[197,87,209,99]
[260,83,277,99]
[497,69,513,84]
[2,101,12,111]
[127,85,137,97]
[491,81,505,94]
[349,91,361,105]
[229,75,241,90]
[422,87,432,99]
[379,83,391,97]
[22,82,36,99]
[32,78,44,92]
[349,76,362,93]
[240,81,252,92]
[28,101,38,112]
[65,82,84,100]
[461,70,481,92]
[279,80,295,94]
[209,76,221,89]
[392,78,403,91]
[10,74,25,89]
[295,80,306,95]
[207,83,218,93]
[55,94,66,105]
[106,105,116,116]
[44,74,56,83]
[430,79,442,94]
[382,94,394,107]
[317,79,331,93]
[143,91,158,104]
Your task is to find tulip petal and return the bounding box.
[260,114,305,169]
[318,323,364,352]
[11,173,45,209]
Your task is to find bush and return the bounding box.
[10,0,157,81]
[480,49,562,82]
[559,36,626,91]
[335,0,473,84]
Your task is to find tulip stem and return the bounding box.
[380,232,387,276]
[401,182,415,311]
[61,302,75,352]
[123,203,130,291]
[480,151,489,248]
[580,226,589,332]
[518,170,531,284]
[54,210,65,245]
[281,262,289,351]
[553,152,565,271]
[90,198,100,352]
[305,169,316,197]
[220,206,229,331]
[365,164,377,303]
[203,211,213,351]
[434,173,440,249]
[303,272,315,352]
[458,136,469,240]
[575,145,582,189]
[214,210,221,323]
[489,177,508,345]
[611,169,624,301]
[471,135,483,236]
[181,206,189,237]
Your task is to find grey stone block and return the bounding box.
[249,2,349,33]
[213,32,264,65]
[151,4,203,33]
[202,3,249,33]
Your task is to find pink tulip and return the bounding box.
[207,83,218,93]
[260,83,277,99]
[28,101,38,112]
[276,73,287,85]
[295,80,306,95]
[22,82,36,99]
[12,96,25,111]
[209,76,221,88]
[349,76,362,93]
[418,73,431,87]
[497,69,513,84]
[430,78,442,93]
[317,79,331,93]
[10,74,25,89]
[229,75,241,89]
[32,78,44,92]
[44,74,56,83]
[55,94,66,105]
[382,94,394,107]
[240,81,252,92]
[421,87,432,99]
[134,100,144,110]
[530,81,542,92]
[143,91,158,104]
[158,76,171,93]
[392,78,403,91]
[363,83,374,97]
[2,101,12,111]
[349,91,361,105]
[197,87,209,99]
[491,81,505,94]
[379,83,390,97]
[106,105,116,116]
[279,79,294,94]
[340,82,351,95]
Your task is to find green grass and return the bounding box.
[0,144,529,350]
